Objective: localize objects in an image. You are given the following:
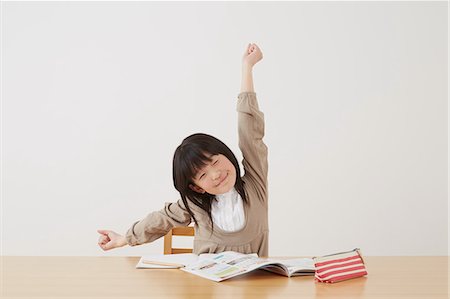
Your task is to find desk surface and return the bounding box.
[2,256,448,298]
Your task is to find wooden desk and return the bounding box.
[2,256,448,298]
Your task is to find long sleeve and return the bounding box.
[125,199,192,246]
[237,91,268,196]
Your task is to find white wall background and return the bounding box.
[2,1,448,257]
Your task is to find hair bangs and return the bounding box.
[183,147,215,182]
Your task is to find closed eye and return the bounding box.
[198,159,218,180]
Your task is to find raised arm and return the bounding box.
[237,43,268,194]
[241,64,254,92]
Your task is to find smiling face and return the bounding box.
[189,153,237,195]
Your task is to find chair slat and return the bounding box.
[172,248,193,254]
[164,226,195,254]
[171,226,195,236]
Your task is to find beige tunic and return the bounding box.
[125,91,269,256]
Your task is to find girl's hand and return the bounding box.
[97,229,127,251]
[242,43,263,68]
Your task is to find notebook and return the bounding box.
[136,253,218,269]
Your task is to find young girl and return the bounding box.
[97,43,268,256]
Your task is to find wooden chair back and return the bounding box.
[163,226,195,254]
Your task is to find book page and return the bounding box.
[181,251,275,282]
[266,258,315,276]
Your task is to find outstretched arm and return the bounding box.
[97,199,192,251]
[125,199,192,246]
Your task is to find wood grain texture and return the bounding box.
[1,256,448,298]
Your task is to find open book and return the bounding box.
[137,251,315,282]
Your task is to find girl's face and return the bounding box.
[189,154,237,195]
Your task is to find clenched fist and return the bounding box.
[97,229,128,251]
[242,43,263,68]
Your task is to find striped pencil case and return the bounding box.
[312,248,368,283]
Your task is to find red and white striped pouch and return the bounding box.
[312,248,368,283]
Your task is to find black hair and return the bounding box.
[172,133,247,233]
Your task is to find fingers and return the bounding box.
[98,235,109,244]
[247,43,259,54]
[98,236,109,247]
[247,43,253,53]
[97,229,109,236]
[99,241,111,251]
[98,230,112,251]
[98,235,112,251]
